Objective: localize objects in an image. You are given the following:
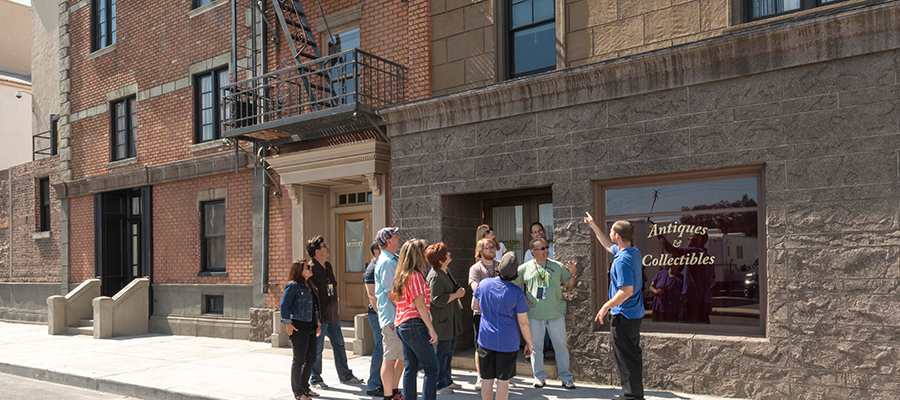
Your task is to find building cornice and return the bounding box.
[379,1,900,136]
[52,151,250,199]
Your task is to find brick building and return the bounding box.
[380,0,900,399]
[47,0,427,340]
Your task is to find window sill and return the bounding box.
[107,157,138,169]
[198,271,228,277]
[190,139,229,152]
[32,231,52,240]
[87,43,118,60]
[187,0,228,19]
[725,0,876,34]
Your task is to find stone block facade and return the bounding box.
[383,2,900,398]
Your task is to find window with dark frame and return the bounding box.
[747,0,846,21]
[194,68,230,143]
[327,28,361,105]
[39,178,51,232]
[201,200,226,272]
[192,0,215,9]
[598,170,764,335]
[508,0,555,78]
[204,295,224,314]
[92,0,116,51]
[111,97,136,161]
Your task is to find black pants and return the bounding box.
[610,314,643,400]
[290,320,318,398]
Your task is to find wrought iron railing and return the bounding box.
[221,49,407,133]
[33,129,57,160]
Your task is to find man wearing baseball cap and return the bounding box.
[374,227,404,400]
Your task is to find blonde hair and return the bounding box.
[392,239,428,301]
[476,224,500,256]
[475,237,496,260]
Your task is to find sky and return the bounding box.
[10,0,30,6]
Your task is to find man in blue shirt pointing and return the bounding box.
[585,212,644,400]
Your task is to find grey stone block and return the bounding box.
[787,152,898,189]
[792,247,899,279]
[783,51,896,98]
[787,199,899,233]
[690,118,784,155]
[783,102,898,144]
[689,70,783,112]
[839,84,900,107]
[477,114,536,145]
[782,233,843,249]
[571,122,644,143]
[606,129,690,164]
[475,149,537,179]
[734,93,837,121]
[608,88,688,126]
[536,101,606,135]
[790,339,900,374]
[645,108,733,133]
[794,134,900,159]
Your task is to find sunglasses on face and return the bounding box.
[533,246,548,251]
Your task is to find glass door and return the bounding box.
[483,191,553,262]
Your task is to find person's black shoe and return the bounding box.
[367,389,384,397]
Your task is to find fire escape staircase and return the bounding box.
[222,0,407,146]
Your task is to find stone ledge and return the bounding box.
[380,1,900,136]
[52,151,251,199]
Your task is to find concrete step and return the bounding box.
[66,326,93,336]
[77,319,93,327]
[451,348,557,380]
[323,322,355,350]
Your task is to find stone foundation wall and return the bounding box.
[383,3,900,399]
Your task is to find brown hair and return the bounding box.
[392,239,428,300]
[612,220,634,243]
[425,242,449,269]
[287,259,311,285]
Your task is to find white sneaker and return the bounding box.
[437,387,454,395]
[474,377,483,391]
[533,378,546,388]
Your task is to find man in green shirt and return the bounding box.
[514,237,578,389]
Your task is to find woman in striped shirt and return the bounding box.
[392,239,439,400]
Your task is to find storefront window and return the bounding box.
[599,171,764,334]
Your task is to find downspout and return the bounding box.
[7,167,12,281]
[260,146,270,294]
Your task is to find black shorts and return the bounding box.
[477,347,518,381]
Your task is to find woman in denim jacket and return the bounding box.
[280,259,322,400]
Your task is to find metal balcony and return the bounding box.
[221,49,406,143]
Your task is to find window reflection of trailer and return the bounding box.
[707,230,759,298]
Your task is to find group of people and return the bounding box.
[280,215,650,400]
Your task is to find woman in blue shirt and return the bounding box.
[280,259,322,400]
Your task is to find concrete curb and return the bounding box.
[0,362,217,400]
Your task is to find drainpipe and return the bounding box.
[262,146,269,293]
[7,167,12,281]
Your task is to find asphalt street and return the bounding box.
[0,372,144,400]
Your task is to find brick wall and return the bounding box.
[0,157,62,284]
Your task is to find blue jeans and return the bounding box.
[435,337,456,389]
[311,321,355,384]
[529,316,573,381]
[367,309,384,393]
[396,318,439,400]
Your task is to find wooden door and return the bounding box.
[337,212,371,320]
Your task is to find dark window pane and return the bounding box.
[511,21,556,77]
[606,177,758,217]
[367,192,373,202]
[511,0,533,29]
[348,193,357,203]
[533,0,554,22]
[339,194,347,204]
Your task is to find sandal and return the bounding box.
[305,390,320,397]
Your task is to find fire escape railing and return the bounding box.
[221,48,407,134]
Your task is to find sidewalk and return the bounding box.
[0,321,742,400]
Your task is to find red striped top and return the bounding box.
[395,272,431,326]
